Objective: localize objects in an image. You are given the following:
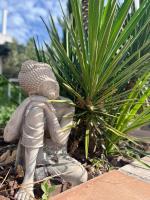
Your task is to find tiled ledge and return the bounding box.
[50,170,150,200]
[51,157,150,200]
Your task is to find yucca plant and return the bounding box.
[35,0,150,164]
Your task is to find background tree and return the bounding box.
[3,38,37,78]
[0,38,37,127]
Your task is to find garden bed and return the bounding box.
[0,128,149,200]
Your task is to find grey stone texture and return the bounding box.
[120,156,150,183]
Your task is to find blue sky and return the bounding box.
[0,0,68,44]
[0,0,139,45]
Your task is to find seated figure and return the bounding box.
[4,60,87,200]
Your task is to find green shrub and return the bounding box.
[0,104,16,127]
[41,181,55,200]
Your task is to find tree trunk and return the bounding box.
[82,0,88,35]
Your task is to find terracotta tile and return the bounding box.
[50,170,150,200]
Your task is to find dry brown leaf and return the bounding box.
[0,151,11,163]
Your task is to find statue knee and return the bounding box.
[74,164,88,184]
[62,164,88,186]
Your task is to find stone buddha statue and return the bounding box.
[4,60,87,200]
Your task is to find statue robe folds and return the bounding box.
[4,95,87,185]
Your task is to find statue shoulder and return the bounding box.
[25,101,45,118]
[3,97,31,143]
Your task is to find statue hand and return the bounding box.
[15,186,34,200]
[46,103,56,113]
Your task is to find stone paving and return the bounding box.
[129,126,150,143]
[120,156,150,183]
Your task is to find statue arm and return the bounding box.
[58,105,75,144]
[47,105,75,145]
[15,106,45,200]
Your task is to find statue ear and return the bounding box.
[38,80,59,99]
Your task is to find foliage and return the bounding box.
[90,157,107,169]
[35,0,150,162]
[0,39,34,126]
[122,0,150,88]
[129,0,150,55]
[0,104,16,127]
[0,75,23,127]
[2,38,37,78]
[0,43,10,57]
[41,181,55,200]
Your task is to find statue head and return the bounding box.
[18,60,59,99]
